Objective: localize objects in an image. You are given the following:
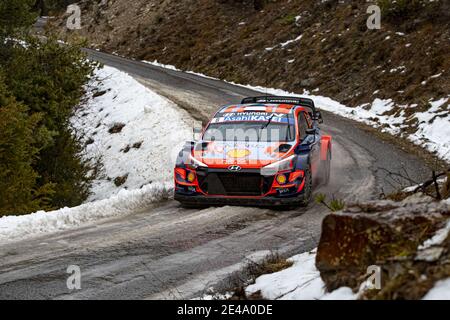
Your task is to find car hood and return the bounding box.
[192,140,295,168]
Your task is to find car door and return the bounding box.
[298,111,320,174]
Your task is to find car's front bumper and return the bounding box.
[174,193,306,207]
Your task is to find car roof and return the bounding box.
[218,103,305,115]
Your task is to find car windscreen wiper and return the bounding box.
[260,114,275,130]
[258,114,275,142]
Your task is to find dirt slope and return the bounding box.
[54,0,449,109]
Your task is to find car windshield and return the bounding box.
[203,121,296,142]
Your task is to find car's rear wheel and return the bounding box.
[319,149,331,185]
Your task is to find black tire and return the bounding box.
[319,149,331,185]
[300,167,313,207]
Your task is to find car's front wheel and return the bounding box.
[300,167,313,207]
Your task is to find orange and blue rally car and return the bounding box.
[174,96,332,208]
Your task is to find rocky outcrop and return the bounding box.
[316,196,450,299]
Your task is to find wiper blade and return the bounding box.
[260,114,275,130]
[258,114,275,142]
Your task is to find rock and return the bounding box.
[316,199,450,292]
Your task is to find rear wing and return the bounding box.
[241,96,322,122]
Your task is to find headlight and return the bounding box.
[276,174,287,185]
[187,172,196,182]
[261,155,295,176]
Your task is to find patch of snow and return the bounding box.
[73,66,193,201]
[423,278,450,300]
[411,97,450,161]
[143,60,180,71]
[201,292,233,300]
[321,287,357,300]
[390,66,406,74]
[370,98,395,115]
[418,219,450,250]
[280,35,303,48]
[402,177,447,193]
[415,247,445,262]
[0,183,172,244]
[245,250,357,300]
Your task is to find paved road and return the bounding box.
[0,50,432,300]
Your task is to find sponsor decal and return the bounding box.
[227,149,251,158]
[212,111,293,124]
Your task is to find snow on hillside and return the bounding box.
[144,60,450,163]
[236,85,450,163]
[72,65,194,201]
[0,66,193,243]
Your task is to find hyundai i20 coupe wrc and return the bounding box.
[174,96,332,208]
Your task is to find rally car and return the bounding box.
[174,96,332,208]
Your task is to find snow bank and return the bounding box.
[423,278,450,300]
[0,65,193,244]
[72,65,193,201]
[0,183,172,244]
[245,250,357,300]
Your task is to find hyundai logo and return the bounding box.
[228,165,242,172]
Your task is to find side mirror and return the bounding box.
[314,111,323,124]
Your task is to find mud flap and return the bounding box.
[320,135,332,160]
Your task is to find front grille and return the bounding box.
[200,172,265,196]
